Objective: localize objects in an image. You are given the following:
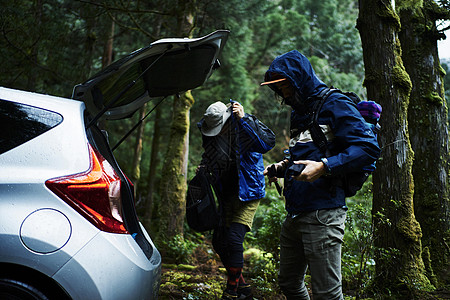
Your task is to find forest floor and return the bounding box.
[157,239,450,300]
[157,238,285,299]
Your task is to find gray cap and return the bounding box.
[201,101,232,136]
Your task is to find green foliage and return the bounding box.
[342,179,376,298]
[245,192,286,296]
[245,248,281,296]
[163,234,197,264]
[160,269,224,299]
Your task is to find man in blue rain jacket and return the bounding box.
[262,50,380,300]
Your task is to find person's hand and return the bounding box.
[264,163,284,195]
[291,160,325,182]
[232,102,245,120]
[264,161,287,186]
[196,165,206,174]
[263,165,279,186]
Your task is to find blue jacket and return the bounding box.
[199,113,275,202]
[265,50,380,212]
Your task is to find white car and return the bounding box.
[0,30,229,300]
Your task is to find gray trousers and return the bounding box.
[279,208,346,300]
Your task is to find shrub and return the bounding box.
[342,178,375,298]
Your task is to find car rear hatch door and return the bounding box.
[72,30,229,122]
[72,31,229,261]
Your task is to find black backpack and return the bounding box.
[186,168,220,231]
[305,87,381,197]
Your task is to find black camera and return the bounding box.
[286,163,305,177]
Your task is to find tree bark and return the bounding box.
[27,0,43,91]
[102,20,115,69]
[157,91,193,252]
[357,0,432,296]
[142,12,164,233]
[156,0,195,254]
[143,105,162,231]
[397,0,450,287]
[80,2,97,80]
[131,105,147,193]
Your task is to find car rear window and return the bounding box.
[0,99,63,154]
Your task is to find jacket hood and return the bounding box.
[264,50,327,101]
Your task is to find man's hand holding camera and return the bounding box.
[290,160,325,182]
[264,159,326,183]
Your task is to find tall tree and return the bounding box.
[157,91,194,249]
[102,20,115,69]
[131,105,147,192]
[357,0,432,296]
[143,105,163,231]
[156,0,196,251]
[397,0,450,286]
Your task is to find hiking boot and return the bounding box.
[221,289,238,299]
[237,284,253,300]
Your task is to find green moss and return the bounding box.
[160,269,225,299]
[178,264,197,271]
[422,246,438,286]
[377,1,401,29]
[392,63,412,94]
[438,64,446,76]
[396,0,423,12]
[425,91,443,105]
[397,216,422,243]
[163,263,178,270]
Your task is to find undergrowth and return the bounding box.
[159,178,437,299]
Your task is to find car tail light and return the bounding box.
[45,144,128,234]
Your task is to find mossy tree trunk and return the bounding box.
[156,0,196,254]
[357,0,432,296]
[157,91,194,254]
[397,0,450,287]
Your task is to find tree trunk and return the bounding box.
[157,91,193,253]
[398,0,450,287]
[131,105,147,193]
[27,0,42,91]
[142,13,163,233]
[80,3,97,80]
[155,0,195,255]
[143,105,162,231]
[357,0,432,296]
[102,20,115,69]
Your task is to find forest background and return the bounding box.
[1,0,450,299]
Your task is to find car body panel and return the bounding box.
[0,88,90,176]
[53,231,161,300]
[0,87,161,299]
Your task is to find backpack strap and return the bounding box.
[308,87,338,156]
[309,88,345,196]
